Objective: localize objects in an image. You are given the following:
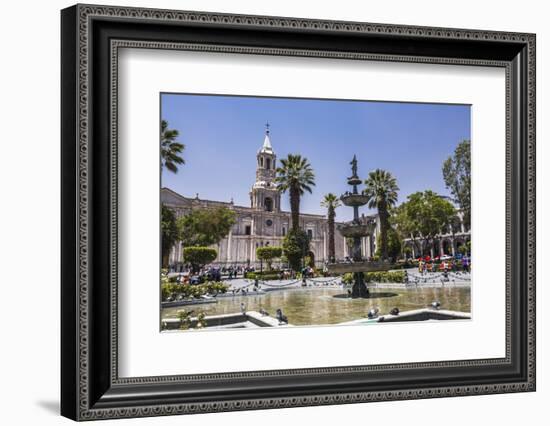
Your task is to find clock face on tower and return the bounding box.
[266,219,273,227]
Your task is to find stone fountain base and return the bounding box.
[351,272,369,298]
[327,261,396,299]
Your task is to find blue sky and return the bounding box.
[161,94,470,222]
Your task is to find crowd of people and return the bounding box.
[171,265,246,284]
[168,255,471,287]
[417,255,470,275]
[170,264,298,285]
[168,263,323,286]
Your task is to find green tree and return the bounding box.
[442,139,471,228]
[183,247,218,273]
[392,190,456,256]
[161,205,179,268]
[320,193,341,263]
[282,228,310,272]
[275,154,316,230]
[363,169,399,261]
[374,227,402,261]
[178,207,236,247]
[458,240,471,256]
[392,203,418,255]
[403,246,413,258]
[161,120,185,173]
[256,246,283,271]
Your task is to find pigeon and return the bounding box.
[367,307,379,319]
[390,307,400,316]
[259,308,269,316]
[276,308,288,324]
[240,303,246,314]
[431,301,441,310]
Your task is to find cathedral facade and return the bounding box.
[162,127,368,269]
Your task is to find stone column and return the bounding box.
[176,241,182,266]
[226,230,232,263]
[250,218,255,263]
[343,239,348,258]
[439,239,444,256]
[168,245,174,266]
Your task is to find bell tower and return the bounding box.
[250,123,281,212]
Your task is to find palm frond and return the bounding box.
[160,120,185,174]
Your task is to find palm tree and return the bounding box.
[275,154,316,230]
[161,120,185,173]
[321,193,341,263]
[363,169,399,261]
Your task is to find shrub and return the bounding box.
[244,271,281,281]
[282,229,310,272]
[161,281,229,301]
[340,270,405,285]
[256,246,283,271]
[177,309,207,330]
[342,273,354,284]
[183,247,218,273]
[365,270,405,283]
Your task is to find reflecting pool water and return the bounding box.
[161,286,471,326]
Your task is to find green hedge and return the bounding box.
[366,270,405,283]
[162,281,229,301]
[244,271,281,281]
[342,270,405,284]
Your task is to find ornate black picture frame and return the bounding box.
[61,4,536,421]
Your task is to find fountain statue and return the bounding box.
[327,155,392,298]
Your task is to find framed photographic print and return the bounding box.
[61,4,536,421]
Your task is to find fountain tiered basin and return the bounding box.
[338,223,374,238]
[340,193,370,207]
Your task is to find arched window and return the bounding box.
[260,157,264,167]
[266,158,271,169]
[264,197,273,212]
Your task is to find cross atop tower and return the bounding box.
[260,122,273,153]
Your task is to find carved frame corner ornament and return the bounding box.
[61,4,535,421]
